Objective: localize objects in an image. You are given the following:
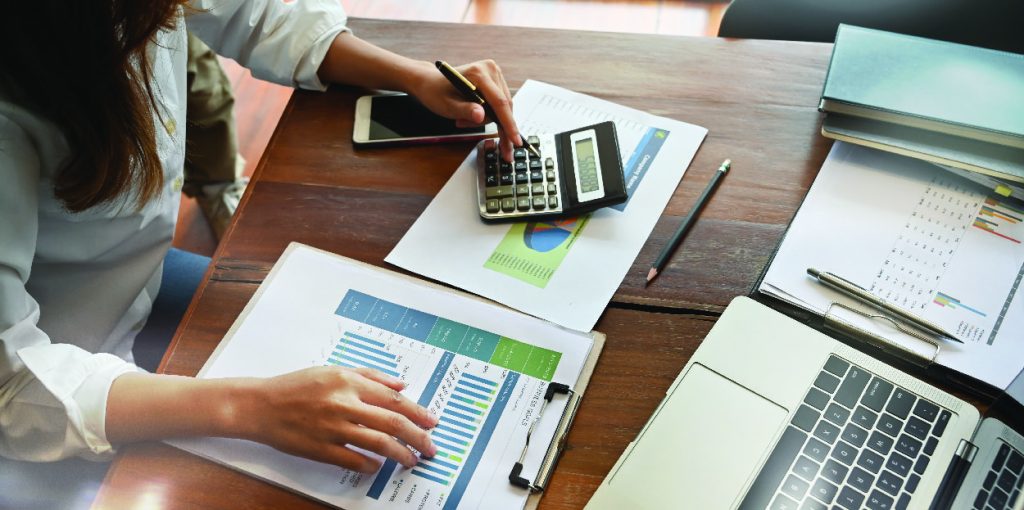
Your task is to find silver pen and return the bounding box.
[807,268,963,343]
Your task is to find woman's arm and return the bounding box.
[106,366,438,473]
[317,32,522,159]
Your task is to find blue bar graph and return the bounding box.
[411,469,450,486]
[326,332,401,378]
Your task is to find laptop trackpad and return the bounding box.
[604,363,787,509]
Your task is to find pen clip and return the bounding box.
[823,302,940,366]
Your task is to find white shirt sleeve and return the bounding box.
[185,0,350,91]
[0,114,139,461]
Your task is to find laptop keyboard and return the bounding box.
[739,355,951,510]
[974,441,1023,509]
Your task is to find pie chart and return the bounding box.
[523,219,577,252]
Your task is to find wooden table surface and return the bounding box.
[93,18,835,509]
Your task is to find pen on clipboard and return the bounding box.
[434,60,541,158]
[807,268,964,343]
[645,159,730,286]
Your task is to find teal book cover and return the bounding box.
[821,25,1024,145]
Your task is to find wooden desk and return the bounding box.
[93,19,833,509]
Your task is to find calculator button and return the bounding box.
[530,170,544,182]
[531,183,545,195]
[546,170,556,181]
[501,198,516,212]
[513,148,528,161]
[527,135,540,147]
[517,196,531,211]
[485,174,499,187]
[515,172,529,185]
[499,173,514,186]
[545,158,555,169]
[485,186,515,199]
[486,161,498,174]
[514,161,528,172]
[516,184,530,196]
[485,199,499,213]
[484,151,497,164]
[532,196,546,210]
[500,161,512,173]
[548,196,558,209]
[547,184,557,195]
[529,159,542,171]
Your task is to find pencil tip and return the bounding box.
[646,268,657,284]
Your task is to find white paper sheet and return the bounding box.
[386,80,707,331]
[169,244,594,510]
[762,142,1024,389]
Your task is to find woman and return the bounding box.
[0,0,523,481]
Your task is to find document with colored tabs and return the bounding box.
[168,243,601,510]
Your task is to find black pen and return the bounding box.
[434,60,540,158]
[646,159,730,286]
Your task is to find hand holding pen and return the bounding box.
[435,60,538,161]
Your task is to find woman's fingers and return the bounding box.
[353,403,436,459]
[341,422,422,468]
[359,381,438,430]
[350,367,406,391]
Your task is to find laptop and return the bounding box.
[587,297,1024,510]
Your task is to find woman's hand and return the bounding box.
[409,59,522,161]
[242,366,438,473]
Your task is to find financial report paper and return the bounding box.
[386,80,707,332]
[169,244,594,510]
[762,142,1024,389]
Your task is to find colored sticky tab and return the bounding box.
[995,184,1012,197]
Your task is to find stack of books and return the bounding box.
[819,25,1024,200]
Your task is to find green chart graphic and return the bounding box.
[484,217,590,288]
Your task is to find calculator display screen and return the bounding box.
[575,138,599,193]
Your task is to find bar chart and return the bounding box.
[974,197,1023,244]
[327,332,404,378]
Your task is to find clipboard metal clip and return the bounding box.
[508,382,581,492]
[823,302,940,366]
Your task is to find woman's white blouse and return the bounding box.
[0,0,348,461]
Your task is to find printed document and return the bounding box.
[386,80,707,331]
[169,244,595,510]
[762,143,1024,389]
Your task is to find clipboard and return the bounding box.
[523,333,604,510]
[749,208,1002,401]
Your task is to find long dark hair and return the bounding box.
[0,0,186,212]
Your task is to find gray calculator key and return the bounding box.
[501,198,516,212]
[513,148,528,160]
[527,135,540,146]
[500,161,512,173]
[530,170,544,181]
[546,170,556,181]
[529,159,542,171]
[547,183,557,195]
[548,196,558,209]
[514,160,528,172]
[516,184,530,196]
[517,197,531,211]
[486,186,515,199]
[499,173,514,185]
[515,172,529,184]
[485,174,499,187]
[545,157,554,169]
[485,199,499,213]
[485,150,497,163]
[531,183,545,195]
[532,196,546,210]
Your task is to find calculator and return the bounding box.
[476,121,627,223]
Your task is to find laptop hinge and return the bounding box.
[928,439,978,510]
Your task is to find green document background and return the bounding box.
[484,216,590,288]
